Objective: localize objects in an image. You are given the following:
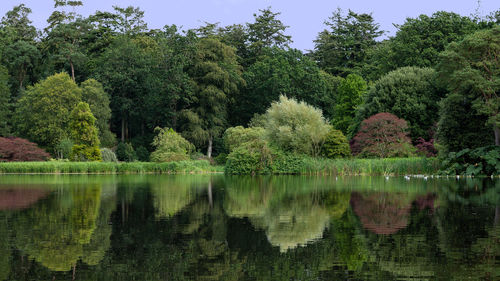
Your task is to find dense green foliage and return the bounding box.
[333,74,367,134]
[321,129,351,159]
[313,8,383,77]
[180,38,244,158]
[263,95,331,156]
[69,102,102,161]
[150,128,194,162]
[436,26,500,147]
[55,137,73,159]
[115,142,136,162]
[436,93,494,153]
[364,12,479,80]
[80,79,114,147]
[355,67,442,139]
[440,146,500,176]
[0,2,497,173]
[0,65,10,136]
[234,48,340,124]
[15,72,82,152]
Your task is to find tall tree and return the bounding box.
[0,65,10,136]
[332,74,367,135]
[313,8,383,77]
[0,4,40,94]
[112,6,148,35]
[0,4,37,41]
[69,102,102,161]
[246,7,292,63]
[181,38,244,158]
[95,36,156,142]
[234,47,340,125]
[364,11,479,81]
[15,72,82,152]
[436,26,500,147]
[44,0,86,82]
[80,79,115,147]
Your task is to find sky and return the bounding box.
[0,0,498,51]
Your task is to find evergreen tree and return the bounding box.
[69,101,102,161]
[313,8,383,77]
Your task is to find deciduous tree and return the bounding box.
[436,26,500,147]
[15,72,82,152]
[181,38,244,158]
[350,113,414,158]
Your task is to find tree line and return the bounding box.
[0,0,498,165]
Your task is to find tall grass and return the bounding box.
[0,160,224,174]
[294,157,440,176]
[0,158,439,175]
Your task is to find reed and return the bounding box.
[295,157,441,176]
[0,160,224,174]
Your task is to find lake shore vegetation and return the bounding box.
[0,2,498,176]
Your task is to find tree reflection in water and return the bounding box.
[0,175,497,281]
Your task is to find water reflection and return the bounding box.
[0,175,497,280]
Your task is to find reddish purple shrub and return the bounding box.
[351,113,414,158]
[415,137,437,157]
[0,137,51,162]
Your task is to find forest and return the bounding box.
[0,0,499,175]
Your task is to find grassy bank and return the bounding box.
[292,157,441,176]
[0,160,224,174]
[0,157,440,175]
[226,156,441,176]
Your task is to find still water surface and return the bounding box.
[0,175,498,280]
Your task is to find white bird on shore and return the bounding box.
[456,175,460,180]
[385,176,389,181]
[404,176,410,180]
[424,176,428,180]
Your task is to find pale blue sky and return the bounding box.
[1,0,498,51]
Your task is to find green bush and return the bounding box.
[321,129,351,159]
[55,138,73,159]
[263,95,331,156]
[440,146,500,176]
[100,148,118,163]
[116,142,136,162]
[223,126,265,152]
[71,145,101,162]
[150,128,194,162]
[225,139,273,175]
[214,153,227,165]
[135,146,150,162]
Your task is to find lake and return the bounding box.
[0,175,498,280]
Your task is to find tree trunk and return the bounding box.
[72,264,76,281]
[121,118,125,142]
[125,121,129,140]
[494,124,499,146]
[207,136,213,158]
[70,61,75,82]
